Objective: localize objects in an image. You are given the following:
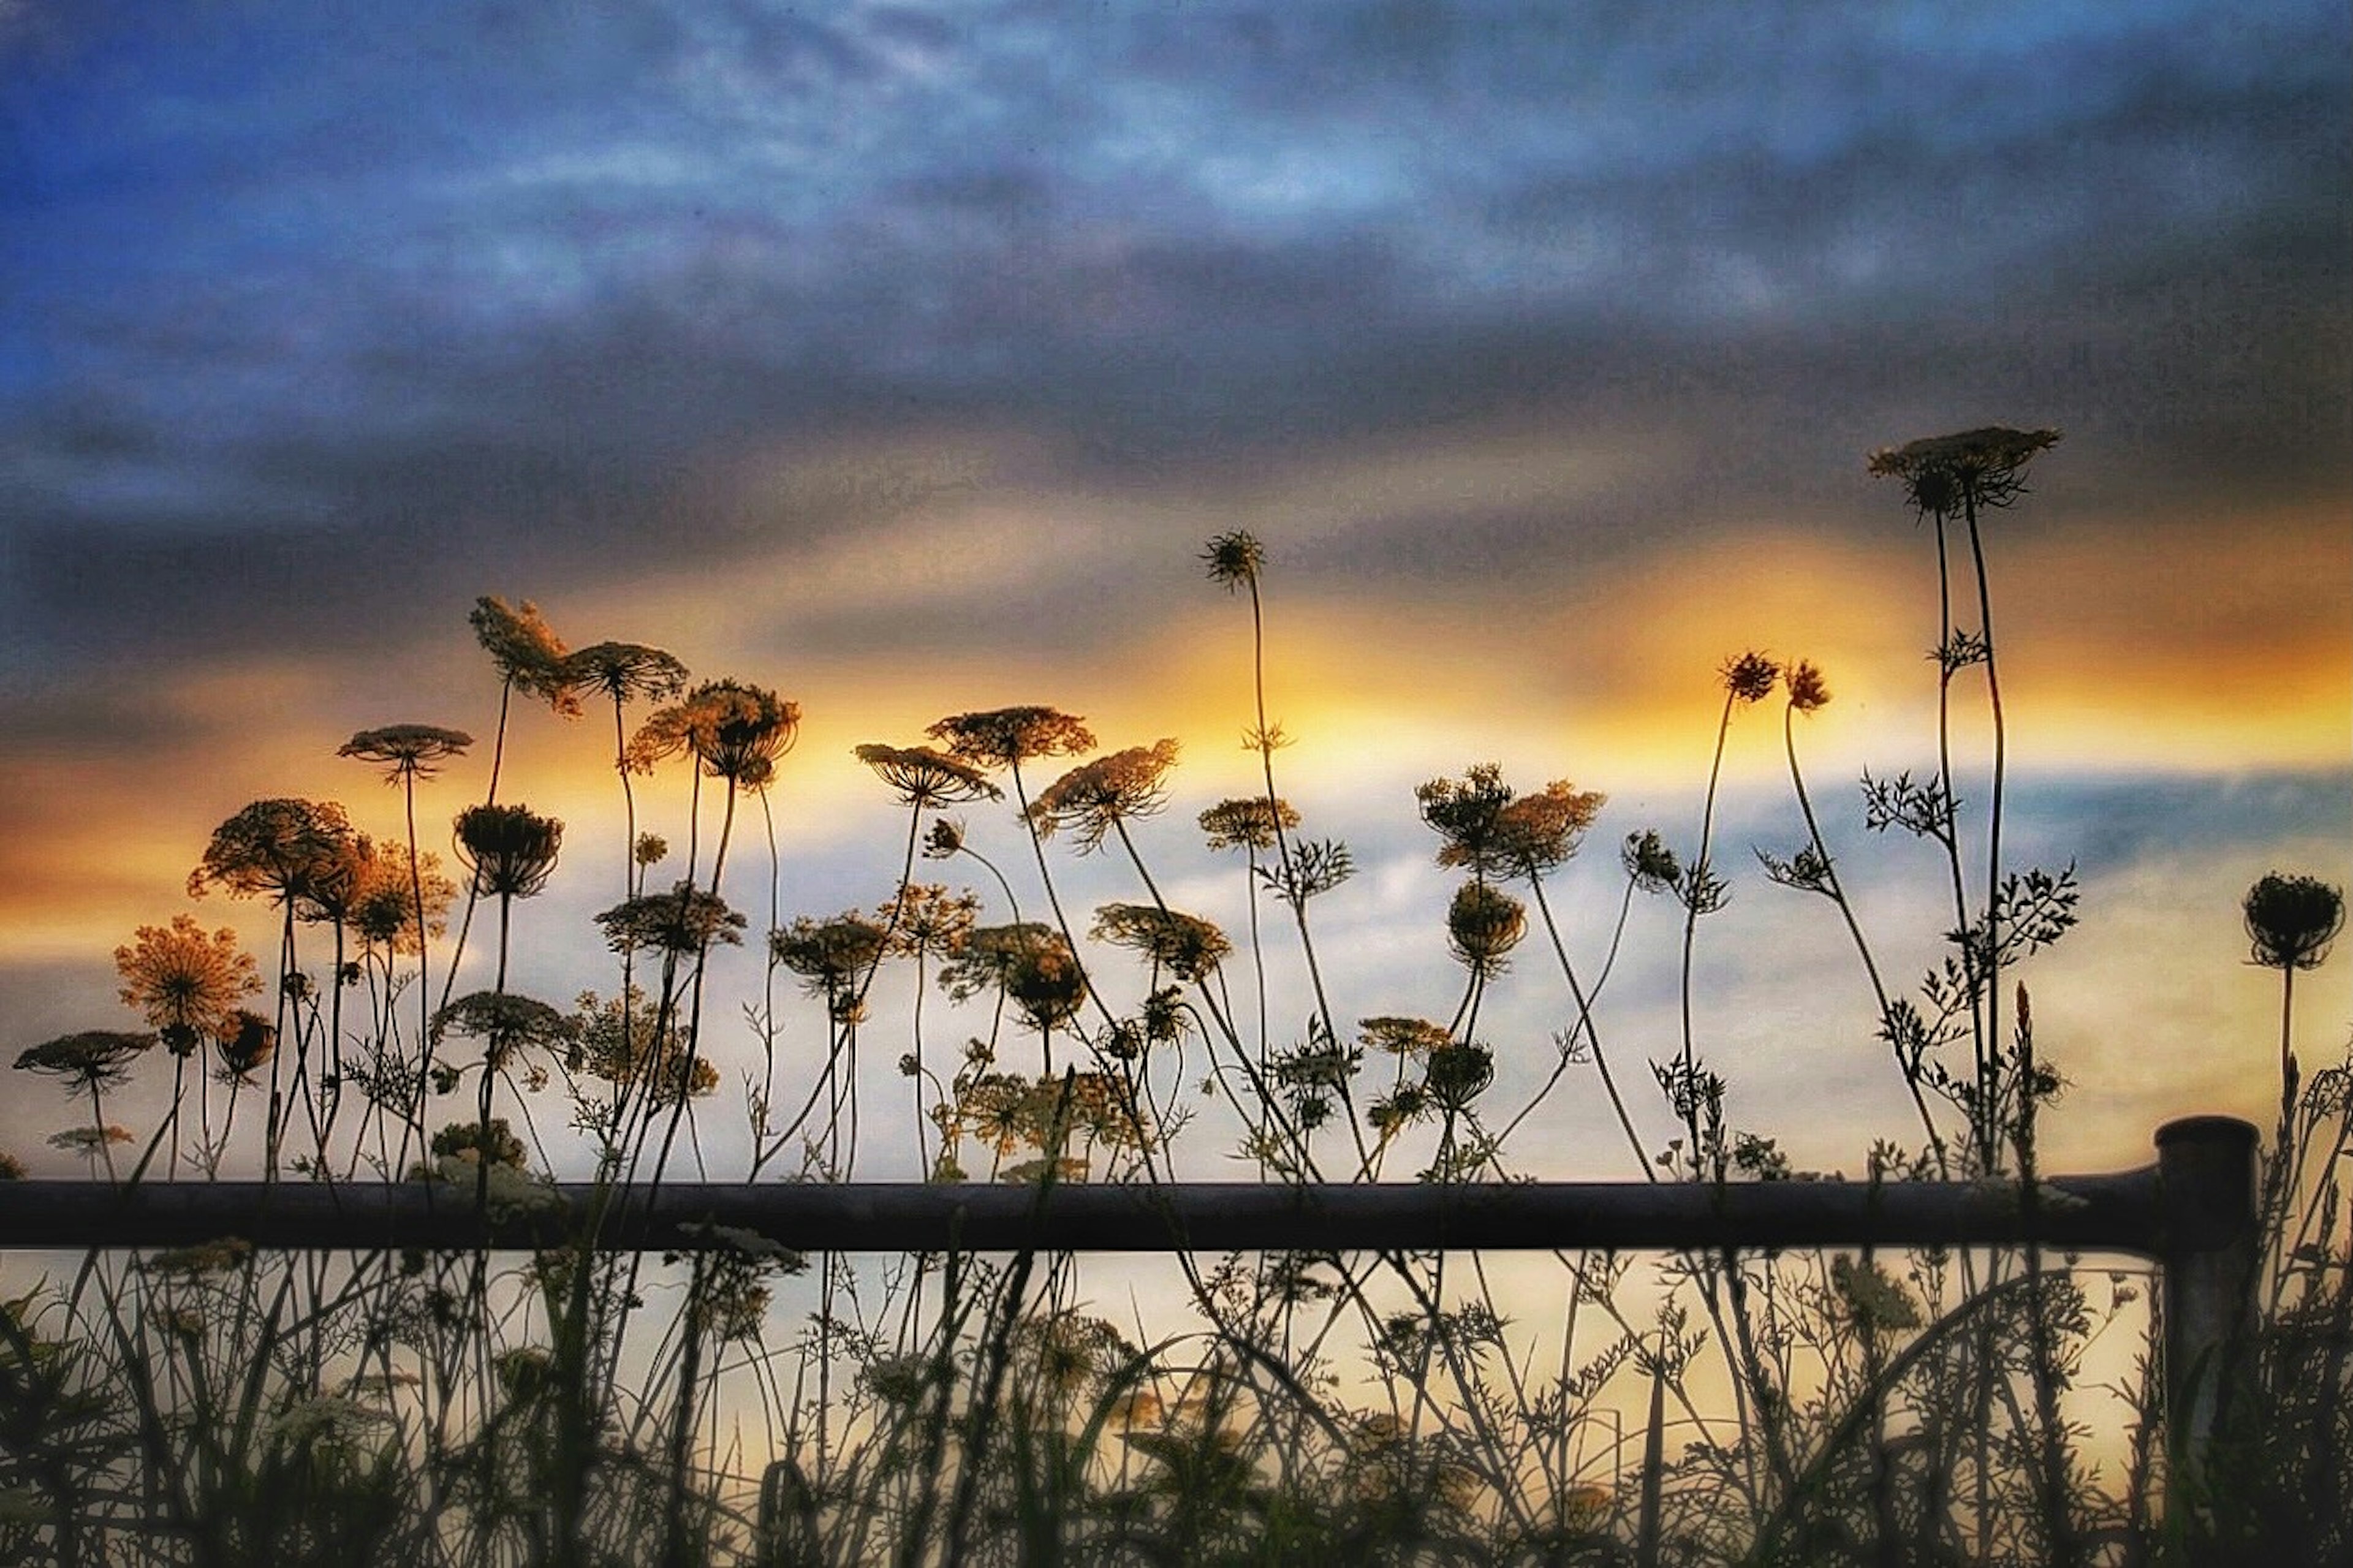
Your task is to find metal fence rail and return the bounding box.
[0,1116,2259,1464]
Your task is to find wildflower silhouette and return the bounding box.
[938,924,1089,1039]
[1866,426,2061,518]
[115,915,258,1058]
[854,744,1005,1000]
[1199,794,1302,1075]
[189,797,356,1176]
[1784,659,1830,714]
[345,839,455,958]
[566,642,690,708]
[1871,426,2059,1170]
[926,706,1095,771]
[1027,739,1182,853]
[471,596,581,722]
[1418,764,1518,879]
[114,915,259,1178]
[15,1030,153,1181]
[875,882,980,1166]
[1445,882,1525,982]
[771,914,892,1020]
[1623,830,1682,895]
[927,706,1097,1066]
[1089,903,1232,983]
[1360,1017,1454,1059]
[338,724,474,782]
[855,743,1002,810]
[1674,651,1779,1076]
[631,680,800,789]
[2245,873,2345,1081]
[1202,531,1347,1127]
[1490,781,1605,879]
[595,882,748,957]
[434,990,575,1203]
[214,1009,276,1083]
[188,798,357,906]
[2245,873,2346,975]
[1758,659,1946,1172]
[455,805,564,904]
[570,987,718,1112]
[341,724,472,1152]
[1199,796,1299,854]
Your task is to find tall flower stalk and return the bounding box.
[1868,426,2058,1168]
[341,725,472,1170]
[188,797,357,1180]
[1203,532,1345,1075]
[112,915,259,1180]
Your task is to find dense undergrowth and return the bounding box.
[1,427,2346,1566]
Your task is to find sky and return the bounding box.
[1,0,2348,1184]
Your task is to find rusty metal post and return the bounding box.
[2153,1115,2260,1498]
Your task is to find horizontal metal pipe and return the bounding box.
[0,1168,2169,1257]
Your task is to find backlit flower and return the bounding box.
[1417,765,1515,876]
[1202,531,1265,590]
[1720,651,1781,705]
[338,724,474,783]
[1491,781,1606,877]
[1446,883,1526,977]
[470,596,582,716]
[214,1009,277,1083]
[770,913,890,998]
[1198,796,1300,854]
[880,883,980,960]
[938,924,1088,1034]
[564,642,689,706]
[347,841,457,954]
[1786,661,1831,714]
[595,882,748,955]
[855,743,1002,808]
[926,706,1096,771]
[1358,1017,1453,1058]
[1868,426,2061,517]
[1090,903,1231,982]
[189,798,358,906]
[115,915,260,1055]
[2244,873,2344,973]
[1026,740,1181,851]
[570,987,718,1105]
[433,990,575,1068]
[454,805,564,899]
[628,680,799,786]
[15,1030,154,1094]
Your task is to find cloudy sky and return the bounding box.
[2,0,2346,1181]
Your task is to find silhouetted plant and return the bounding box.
[14,428,2340,1568]
[113,916,260,1178]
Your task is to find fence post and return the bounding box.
[2152,1115,2259,1499]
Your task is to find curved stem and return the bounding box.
[1526,873,1651,1179]
[1964,486,2007,1172]
[1784,700,1948,1176]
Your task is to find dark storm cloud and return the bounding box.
[1,0,2345,684]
